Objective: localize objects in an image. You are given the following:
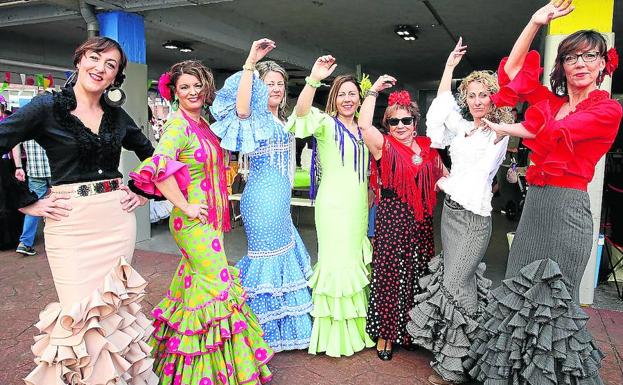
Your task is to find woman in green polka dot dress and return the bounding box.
[131,60,273,384]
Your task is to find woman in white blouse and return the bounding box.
[406,38,514,385]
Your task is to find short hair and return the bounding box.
[168,60,216,105]
[73,37,128,87]
[550,30,608,96]
[381,93,420,131]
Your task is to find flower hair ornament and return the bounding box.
[605,47,619,76]
[388,90,411,106]
[358,73,373,100]
[158,72,173,102]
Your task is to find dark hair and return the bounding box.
[325,74,361,116]
[550,30,608,96]
[73,37,128,87]
[168,60,216,106]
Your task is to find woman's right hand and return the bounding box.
[530,0,574,26]
[19,193,72,221]
[446,37,467,68]
[309,55,337,82]
[371,75,396,93]
[181,203,210,224]
[246,38,276,66]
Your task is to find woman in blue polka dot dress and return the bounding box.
[211,38,313,352]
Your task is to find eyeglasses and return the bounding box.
[387,117,414,126]
[562,51,601,65]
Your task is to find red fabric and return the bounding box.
[492,50,622,190]
[186,113,231,232]
[370,135,443,221]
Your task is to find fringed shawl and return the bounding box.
[370,135,443,221]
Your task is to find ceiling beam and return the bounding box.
[82,0,233,12]
[143,6,357,74]
[0,3,79,27]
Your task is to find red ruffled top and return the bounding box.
[492,50,622,191]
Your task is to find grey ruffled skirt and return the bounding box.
[407,198,492,383]
[465,186,604,385]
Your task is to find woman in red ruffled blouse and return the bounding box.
[465,2,622,385]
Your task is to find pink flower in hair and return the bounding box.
[388,90,411,107]
[158,72,173,101]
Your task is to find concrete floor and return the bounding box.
[3,195,623,384]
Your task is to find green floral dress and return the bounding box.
[131,111,273,384]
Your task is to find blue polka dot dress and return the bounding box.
[211,71,313,352]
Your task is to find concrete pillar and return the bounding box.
[542,0,616,305]
[97,11,151,242]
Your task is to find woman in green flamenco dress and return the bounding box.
[286,55,374,357]
[130,60,274,384]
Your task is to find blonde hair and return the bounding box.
[457,70,514,124]
[325,74,361,117]
[256,60,289,121]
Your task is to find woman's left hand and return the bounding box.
[482,118,508,136]
[120,185,148,212]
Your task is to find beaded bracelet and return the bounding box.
[365,90,379,98]
[305,76,322,88]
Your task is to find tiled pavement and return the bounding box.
[1,246,623,385]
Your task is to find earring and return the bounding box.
[171,96,179,111]
[64,71,78,88]
[104,84,126,107]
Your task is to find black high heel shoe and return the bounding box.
[376,339,393,361]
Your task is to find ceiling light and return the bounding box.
[179,46,194,53]
[162,41,178,50]
[394,25,418,41]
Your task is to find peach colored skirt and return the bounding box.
[24,182,158,385]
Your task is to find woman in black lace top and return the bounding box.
[0,37,158,385]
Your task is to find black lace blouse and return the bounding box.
[0,87,154,207]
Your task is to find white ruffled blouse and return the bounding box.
[426,91,509,217]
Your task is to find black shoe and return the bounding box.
[16,243,37,256]
[376,340,393,361]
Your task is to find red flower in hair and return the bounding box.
[158,72,173,101]
[605,48,619,76]
[388,90,411,107]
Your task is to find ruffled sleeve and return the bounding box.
[521,92,622,185]
[425,91,469,148]
[129,118,191,197]
[210,71,278,153]
[492,50,559,107]
[285,107,331,140]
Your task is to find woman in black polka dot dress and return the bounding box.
[359,76,445,361]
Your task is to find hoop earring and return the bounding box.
[104,85,126,107]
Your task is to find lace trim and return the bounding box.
[271,338,311,352]
[239,132,296,186]
[245,278,311,298]
[248,235,295,258]
[255,302,313,324]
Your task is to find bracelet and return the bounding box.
[365,90,379,98]
[242,63,255,71]
[305,76,321,88]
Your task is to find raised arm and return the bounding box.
[359,75,396,159]
[438,37,467,95]
[504,0,574,80]
[236,38,276,119]
[294,55,337,117]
